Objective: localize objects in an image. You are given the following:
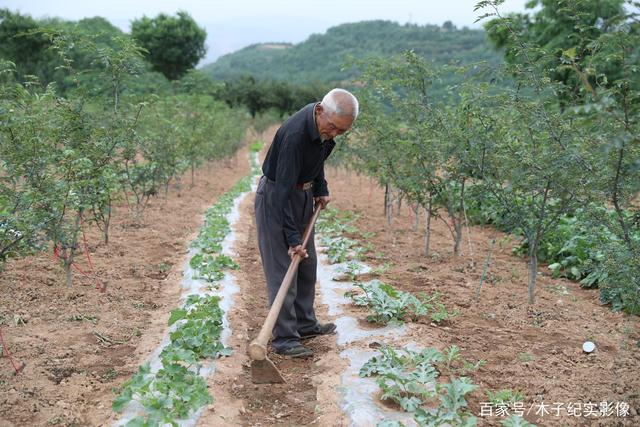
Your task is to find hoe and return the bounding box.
[248,203,323,383]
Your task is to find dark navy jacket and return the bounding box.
[261,103,335,246]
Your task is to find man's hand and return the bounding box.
[288,245,308,260]
[314,195,331,209]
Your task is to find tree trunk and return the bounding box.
[528,241,538,304]
[385,184,393,227]
[424,197,432,256]
[65,254,73,287]
[453,180,466,256]
[384,183,390,218]
[413,203,420,231]
[63,213,82,287]
[103,204,111,245]
[453,219,463,256]
[475,239,495,300]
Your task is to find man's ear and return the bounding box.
[315,103,324,116]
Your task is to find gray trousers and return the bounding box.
[254,176,319,351]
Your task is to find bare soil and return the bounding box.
[0,139,251,426]
[2,128,638,427]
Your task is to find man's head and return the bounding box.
[315,88,359,141]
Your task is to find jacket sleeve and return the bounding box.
[274,133,303,247]
[313,140,336,197]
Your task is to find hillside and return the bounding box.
[201,20,504,84]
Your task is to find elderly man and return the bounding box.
[254,88,359,357]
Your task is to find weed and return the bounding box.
[487,389,524,407]
[66,314,98,324]
[516,352,534,363]
[103,368,118,381]
[158,262,171,273]
[546,283,570,296]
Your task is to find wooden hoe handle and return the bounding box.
[248,203,323,361]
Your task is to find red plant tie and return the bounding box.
[0,327,25,375]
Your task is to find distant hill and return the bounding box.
[201,20,503,84]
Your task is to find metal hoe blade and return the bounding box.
[251,358,285,384]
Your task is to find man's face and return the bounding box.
[315,104,354,141]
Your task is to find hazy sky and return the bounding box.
[4,0,530,65]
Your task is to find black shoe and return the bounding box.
[275,344,314,358]
[300,322,337,340]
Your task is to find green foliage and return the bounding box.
[112,296,226,424]
[189,253,239,283]
[479,0,640,311]
[112,362,212,426]
[362,346,478,426]
[131,11,206,80]
[360,346,442,411]
[347,281,457,325]
[485,0,625,107]
[342,0,640,311]
[486,389,524,407]
[162,295,232,364]
[0,26,247,273]
[217,75,329,118]
[414,378,478,426]
[112,156,261,425]
[0,9,55,85]
[598,238,640,315]
[316,207,367,263]
[463,156,640,314]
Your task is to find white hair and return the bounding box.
[321,88,359,119]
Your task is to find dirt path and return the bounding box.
[197,130,348,427]
[196,190,347,426]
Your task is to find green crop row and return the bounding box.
[364,346,535,427]
[317,207,457,325]
[315,207,371,263]
[112,295,228,426]
[361,345,477,425]
[346,281,458,325]
[112,148,261,426]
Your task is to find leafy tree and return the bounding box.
[0,9,55,84]
[131,11,206,80]
[484,0,626,108]
[483,0,639,310]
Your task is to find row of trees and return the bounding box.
[0,8,208,88]
[0,8,328,120]
[0,22,247,284]
[217,75,330,118]
[343,0,639,312]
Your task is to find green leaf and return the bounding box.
[168,308,187,326]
